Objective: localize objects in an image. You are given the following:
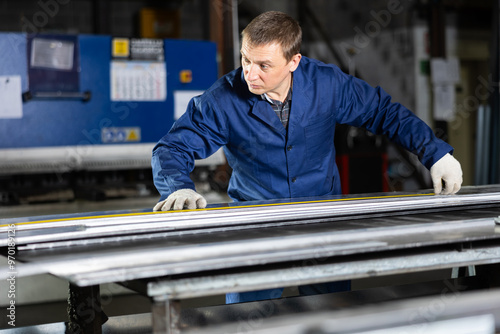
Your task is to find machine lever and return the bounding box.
[22,90,92,102]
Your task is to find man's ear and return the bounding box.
[289,53,302,72]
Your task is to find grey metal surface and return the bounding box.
[1,186,500,288]
[1,186,500,247]
[2,211,499,285]
[146,244,500,299]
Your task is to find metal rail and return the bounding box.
[1,189,499,285]
[2,187,500,247]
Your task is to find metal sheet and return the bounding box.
[1,186,500,287]
[2,211,499,285]
[2,186,500,247]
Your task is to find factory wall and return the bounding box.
[0,0,205,38]
[0,0,498,329]
[0,0,496,190]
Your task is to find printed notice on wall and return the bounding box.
[174,90,204,120]
[110,61,166,101]
[0,75,23,119]
[433,84,455,121]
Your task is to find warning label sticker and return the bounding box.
[112,38,130,58]
[101,127,141,143]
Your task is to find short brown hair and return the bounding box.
[241,11,302,62]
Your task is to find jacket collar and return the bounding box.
[243,57,313,135]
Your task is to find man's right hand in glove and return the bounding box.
[153,188,207,211]
[429,153,462,195]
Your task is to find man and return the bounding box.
[151,11,462,302]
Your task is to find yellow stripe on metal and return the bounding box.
[1,193,434,228]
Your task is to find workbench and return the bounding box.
[1,185,500,333]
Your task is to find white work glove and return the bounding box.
[153,189,207,211]
[429,153,463,195]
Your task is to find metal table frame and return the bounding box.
[2,186,500,333]
[142,242,500,333]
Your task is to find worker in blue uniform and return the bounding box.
[151,11,463,303]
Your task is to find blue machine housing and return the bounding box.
[0,33,220,174]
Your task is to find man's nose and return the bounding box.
[246,64,258,81]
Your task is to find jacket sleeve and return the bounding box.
[151,93,228,201]
[334,71,453,169]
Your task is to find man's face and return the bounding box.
[240,37,301,101]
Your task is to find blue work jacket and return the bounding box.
[152,57,453,202]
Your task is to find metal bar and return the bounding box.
[475,104,485,184]
[3,190,500,247]
[152,296,181,334]
[147,245,500,300]
[2,216,496,285]
[484,105,492,183]
[67,284,106,334]
[22,90,91,102]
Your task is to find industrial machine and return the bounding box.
[0,33,223,204]
[1,185,500,333]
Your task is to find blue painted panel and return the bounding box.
[0,33,218,148]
